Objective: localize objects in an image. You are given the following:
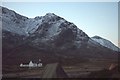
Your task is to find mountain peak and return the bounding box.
[46,13,55,16]
[44,13,58,18]
[34,13,57,20]
[92,36,102,39]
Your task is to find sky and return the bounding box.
[1,2,119,47]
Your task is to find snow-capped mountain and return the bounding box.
[1,6,89,50]
[91,36,119,52]
[1,6,119,65]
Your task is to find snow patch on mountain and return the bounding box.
[24,18,43,34]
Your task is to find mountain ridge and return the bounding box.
[1,6,118,51]
[91,36,119,52]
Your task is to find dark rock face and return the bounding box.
[55,28,75,46]
[2,30,26,53]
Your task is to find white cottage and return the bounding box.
[20,59,43,68]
